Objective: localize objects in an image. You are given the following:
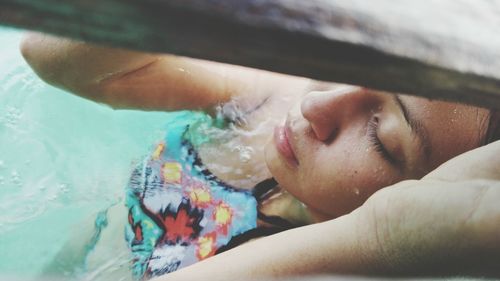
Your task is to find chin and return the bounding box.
[264,140,284,178]
[263,140,274,169]
[263,145,290,187]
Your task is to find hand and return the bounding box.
[356,140,500,277]
[155,141,500,280]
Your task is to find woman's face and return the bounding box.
[264,82,490,220]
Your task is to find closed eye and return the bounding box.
[367,116,398,165]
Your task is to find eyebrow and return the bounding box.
[393,95,432,162]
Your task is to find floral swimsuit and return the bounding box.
[124,112,260,280]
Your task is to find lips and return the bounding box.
[274,123,299,166]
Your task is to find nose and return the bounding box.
[300,85,374,142]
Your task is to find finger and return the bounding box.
[423,140,500,181]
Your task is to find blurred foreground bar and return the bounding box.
[1,0,500,109]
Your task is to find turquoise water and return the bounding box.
[0,27,174,278]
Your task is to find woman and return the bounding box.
[21,33,499,280]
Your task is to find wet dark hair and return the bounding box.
[484,109,500,145]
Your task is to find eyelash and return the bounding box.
[367,116,396,164]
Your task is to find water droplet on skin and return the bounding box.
[354,188,360,195]
[450,108,459,123]
[372,166,382,174]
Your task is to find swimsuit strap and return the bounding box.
[218,177,299,253]
[257,212,297,229]
[253,177,297,228]
[252,177,278,200]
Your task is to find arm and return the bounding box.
[20,33,273,111]
[155,140,500,280]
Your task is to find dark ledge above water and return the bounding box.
[1,0,500,109]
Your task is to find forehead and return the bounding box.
[399,95,489,170]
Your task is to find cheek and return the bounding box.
[266,129,401,219]
[303,150,366,217]
[293,144,396,218]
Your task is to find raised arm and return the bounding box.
[20,32,272,111]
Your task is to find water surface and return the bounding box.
[0,27,173,278]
